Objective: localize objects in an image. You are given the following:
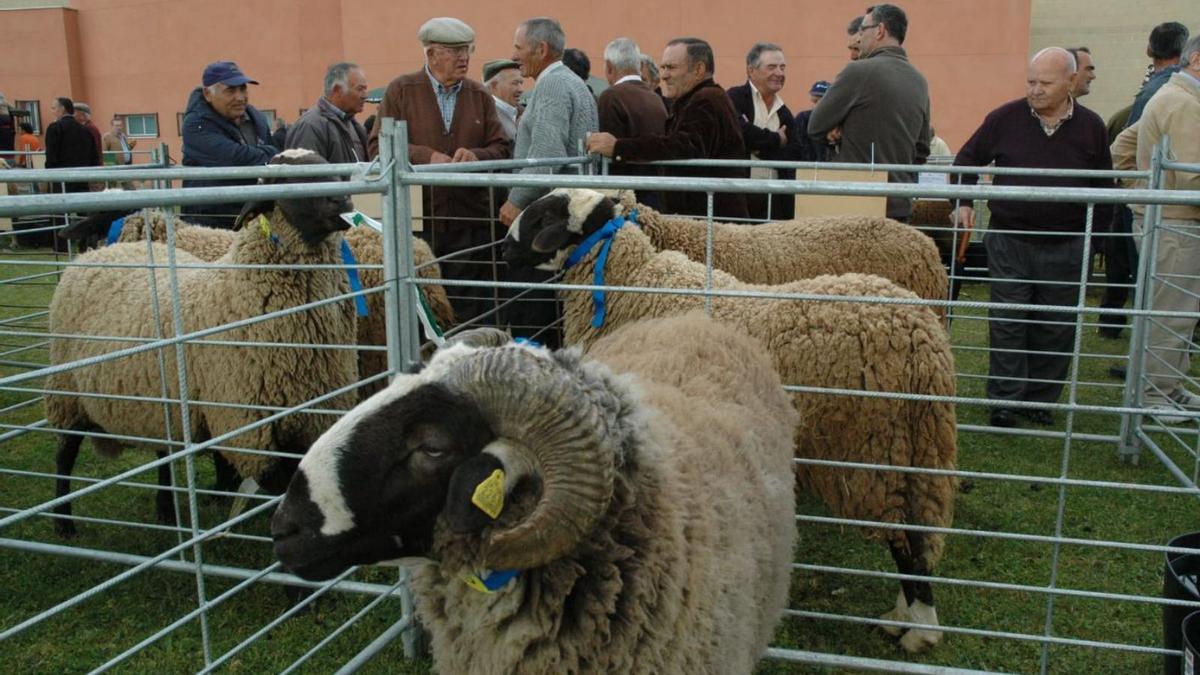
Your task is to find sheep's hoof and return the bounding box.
[900,627,943,653]
[879,590,909,637]
[54,519,78,538]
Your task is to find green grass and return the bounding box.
[2,250,1196,674]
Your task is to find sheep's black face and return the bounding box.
[239,149,353,246]
[502,190,617,271]
[271,382,495,581]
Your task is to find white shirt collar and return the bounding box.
[615,74,643,86]
[749,80,785,118]
[493,96,517,117]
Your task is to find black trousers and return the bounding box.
[1099,206,1137,329]
[985,232,1085,406]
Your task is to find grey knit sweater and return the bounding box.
[509,61,599,208]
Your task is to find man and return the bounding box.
[952,48,1113,428]
[101,116,136,166]
[73,103,103,167]
[847,16,865,61]
[791,80,833,162]
[808,4,931,221]
[499,17,598,227]
[15,121,42,168]
[563,48,596,96]
[181,61,278,228]
[1129,22,1190,126]
[1110,35,1200,423]
[271,118,288,149]
[0,91,14,154]
[1101,23,1190,340]
[1068,47,1096,98]
[727,42,798,220]
[595,37,668,208]
[287,62,370,163]
[367,18,510,322]
[587,38,749,219]
[483,59,523,139]
[44,97,99,193]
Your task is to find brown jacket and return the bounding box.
[101,130,136,164]
[598,79,668,180]
[612,79,749,219]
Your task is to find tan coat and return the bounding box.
[101,130,135,164]
[1111,72,1200,221]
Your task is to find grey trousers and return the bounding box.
[984,232,1086,406]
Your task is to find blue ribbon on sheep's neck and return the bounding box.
[255,214,368,318]
[563,210,637,329]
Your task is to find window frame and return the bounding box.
[119,112,160,138]
[14,100,42,134]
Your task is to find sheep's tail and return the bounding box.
[903,321,959,571]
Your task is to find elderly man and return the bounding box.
[596,37,668,207]
[498,17,598,227]
[728,42,798,220]
[287,62,370,163]
[45,97,99,196]
[73,103,103,167]
[1068,47,1096,98]
[1111,35,1200,423]
[809,4,930,221]
[367,17,510,323]
[587,38,749,219]
[953,48,1113,428]
[181,61,278,228]
[483,59,523,139]
[102,116,136,165]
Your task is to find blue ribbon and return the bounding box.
[106,217,126,245]
[465,568,520,593]
[340,239,369,317]
[563,210,637,329]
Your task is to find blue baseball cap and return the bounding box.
[202,61,259,88]
[810,80,831,97]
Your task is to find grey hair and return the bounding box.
[640,54,659,81]
[1184,34,1200,65]
[604,37,641,73]
[520,17,566,58]
[746,42,784,68]
[324,62,361,97]
[1031,46,1076,73]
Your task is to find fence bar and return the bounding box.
[763,648,1009,674]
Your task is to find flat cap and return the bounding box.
[482,59,519,82]
[417,17,475,46]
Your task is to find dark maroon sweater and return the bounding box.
[954,98,1113,234]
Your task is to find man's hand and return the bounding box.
[451,148,478,162]
[826,127,843,144]
[499,201,522,227]
[429,151,453,164]
[951,205,976,231]
[585,132,618,157]
[777,127,788,145]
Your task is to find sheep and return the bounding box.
[621,195,949,320]
[271,313,799,674]
[45,149,360,535]
[63,208,457,400]
[502,188,959,652]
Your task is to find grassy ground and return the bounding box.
[1,248,1196,674]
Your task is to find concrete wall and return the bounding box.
[1030,0,1195,126]
[2,0,1033,159]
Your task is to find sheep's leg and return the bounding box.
[880,540,914,636]
[211,450,238,493]
[154,450,178,526]
[54,434,83,537]
[896,531,943,653]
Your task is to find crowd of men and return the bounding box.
[16,7,1200,427]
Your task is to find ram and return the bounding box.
[272,313,798,674]
[502,188,958,651]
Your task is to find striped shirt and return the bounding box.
[425,66,463,132]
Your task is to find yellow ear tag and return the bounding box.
[257,214,271,238]
[462,574,490,593]
[471,469,505,520]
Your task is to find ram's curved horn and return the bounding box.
[445,347,614,570]
[443,327,512,350]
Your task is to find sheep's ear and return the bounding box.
[234,201,275,230]
[61,211,127,241]
[443,454,507,534]
[531,223,572,253]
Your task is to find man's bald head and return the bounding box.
[1027,47,1077,116]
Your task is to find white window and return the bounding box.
[122,113,159,138]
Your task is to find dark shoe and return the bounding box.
[1019,409,1055,426]
[1097,327,1123,339]
[990,409,1018,428]
[1108,366,1127,380]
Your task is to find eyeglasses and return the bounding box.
[858,23,880,33]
